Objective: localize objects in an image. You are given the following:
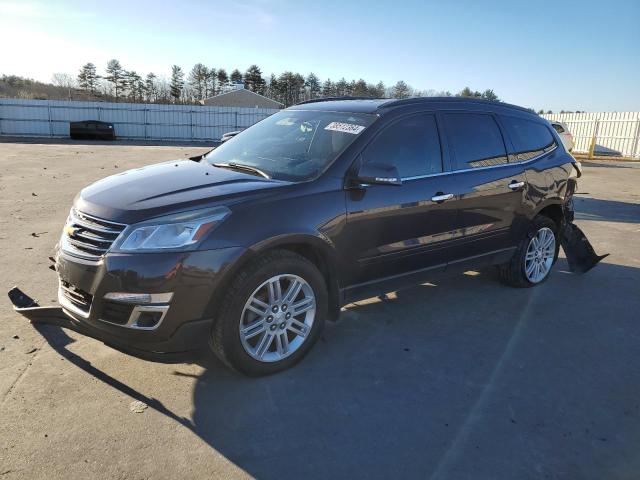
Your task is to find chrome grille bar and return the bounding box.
[61,209,127,260]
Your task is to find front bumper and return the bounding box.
[11,245,245,357]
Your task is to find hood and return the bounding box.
[75,160,289,224]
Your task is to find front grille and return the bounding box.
[101,300,134,325]
[63,209,127,259]
[60,281,93,313]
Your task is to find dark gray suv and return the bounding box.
[10,97,603,375]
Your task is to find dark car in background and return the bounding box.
[70,120,115,140]
[20,97,584,375]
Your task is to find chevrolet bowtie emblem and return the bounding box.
[64,225,79,237]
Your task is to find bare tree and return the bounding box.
[51,73,75,100]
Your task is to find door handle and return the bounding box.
[508,181,526,190]
[431,193,454,203]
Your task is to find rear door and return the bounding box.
[439,112,528,267]
[341,112,460,286]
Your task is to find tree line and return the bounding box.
[2,60,501,107]
[73,60,501,107]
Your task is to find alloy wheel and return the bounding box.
[524,227,556,283]
[239,274,316,362]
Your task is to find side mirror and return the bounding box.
[355,162,402,186]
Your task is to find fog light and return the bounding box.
[104,292,173,304]
[135,310,164,328]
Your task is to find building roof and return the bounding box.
[202,89,283,109]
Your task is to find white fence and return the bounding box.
[0,98,279,142]
[541,112,640,158]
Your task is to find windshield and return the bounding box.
[205,110,377,181]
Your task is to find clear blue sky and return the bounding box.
[1,0,639,111]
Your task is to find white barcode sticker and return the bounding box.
[324,122,366,135]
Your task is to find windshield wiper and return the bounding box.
[212,162,270,179]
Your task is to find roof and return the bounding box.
[202,89,283,108]
[290,96,534,116]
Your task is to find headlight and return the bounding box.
[114,207,230,252]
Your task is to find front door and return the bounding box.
[339,113,460,289]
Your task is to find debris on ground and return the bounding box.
[129,400,148,413]
[31,192,37,196]
[12,335,19,340]
[25,348,38,354]
[30,231,47,237]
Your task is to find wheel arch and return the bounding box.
[205,233,342,322]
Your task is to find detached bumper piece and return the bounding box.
[561,223,609,274]
[7,287,205,363]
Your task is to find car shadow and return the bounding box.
[31,259,640,479]
[574,196,640,223]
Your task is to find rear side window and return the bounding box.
[443,113,507,170]
[501,115,556,161]
[363,114,442,178]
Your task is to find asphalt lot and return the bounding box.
[1,140,639,480]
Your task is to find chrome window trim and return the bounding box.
[400,144,557,182]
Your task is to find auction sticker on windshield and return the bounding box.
[324,122,366,135]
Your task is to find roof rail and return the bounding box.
[294,96,382,106]
[380,96,532,113]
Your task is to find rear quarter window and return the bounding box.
[501,115,556,161]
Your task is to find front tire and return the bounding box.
[210,249,327,376]
[499,215,559,288]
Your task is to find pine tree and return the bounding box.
[144,73,157,102]
[230,69,243,85]
[77,63,98,96]
[188,63,208,101]
[244,65,266,94]
[335,78,348,96]
[205,68,217,97]
[125,70,143,102]
[322,79,334,97]
[105,59,126,100]
[170,65,184,103]
[216,69,229,92]
[391,80,411,99]
[353,79,368,97]
[481,89,499,101]
[305,73,321,99]
[267,74,279,102]
[458,87,474,97]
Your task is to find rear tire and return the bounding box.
[499,215,559,288]
[210,249,327,376]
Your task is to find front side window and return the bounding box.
[501,115,556,162]
[205,110,376,181]
[443,113,508,169]
[552,123,565,134]
[362,114,443,178]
